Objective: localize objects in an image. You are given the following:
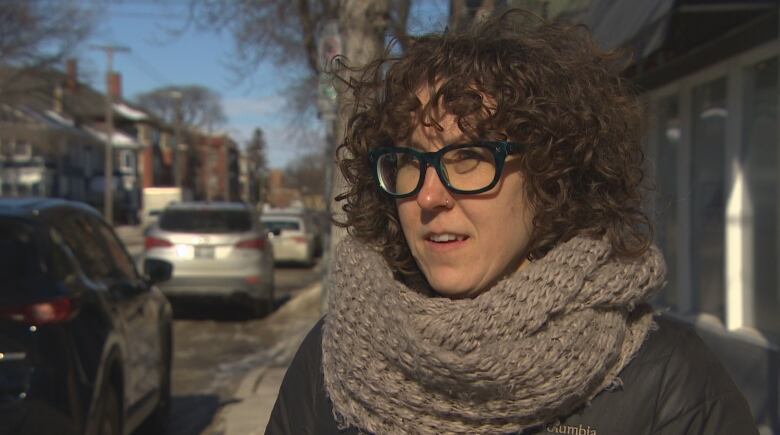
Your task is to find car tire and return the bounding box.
[250,290,273,318]
[95,382,121,435]
[137,327,172,434]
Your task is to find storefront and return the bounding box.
[583,1,780,431]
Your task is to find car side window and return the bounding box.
[92,219,138,281]
[55,214,114,283]
[48,228,80,282]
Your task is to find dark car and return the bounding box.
[0,198,174,435]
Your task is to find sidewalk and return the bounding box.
[214,282,323,435]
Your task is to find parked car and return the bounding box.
[261,213,317,266]
[0,198,173,435]
[143,202,275,316]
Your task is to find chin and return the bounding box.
[428,277,479,299]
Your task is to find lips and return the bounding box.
[426,232,468,243]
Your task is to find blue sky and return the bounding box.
[78,1,449,169]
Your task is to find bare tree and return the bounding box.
[186,0,410,238]
[284,150,327,198]
[328,0,391,244]
[185,1,410,118]
[0,0,97,67]
[0,0,100,97]
[135,85,226,131]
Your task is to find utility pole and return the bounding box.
[91,44,130,224]
[169,90,183,188]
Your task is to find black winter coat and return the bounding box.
[266,315,758,435]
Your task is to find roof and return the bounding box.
[113,102,149,121]
[165,201,250,211]
[0,65,169,131]
[260,214,305,222]
[84,125,142,149]
[578,0,777,62]
[580,0,676,60]
[0,197,99,218]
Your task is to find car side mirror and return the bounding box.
[271,228,281,236]
[144,258,173,284]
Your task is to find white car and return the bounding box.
[143,202,275,316]
[261,214,316,266]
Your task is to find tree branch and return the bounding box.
[295,0,321,75]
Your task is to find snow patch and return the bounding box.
[84,126,142,148]
[113,102,149,121]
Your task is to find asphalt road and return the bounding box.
[159,260,324,435]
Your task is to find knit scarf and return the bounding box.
[322,235,666,435]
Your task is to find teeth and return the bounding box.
[429,234,465,242]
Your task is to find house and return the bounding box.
[0,102,102,200]
[189,132,240,202]
[0,61,178,224]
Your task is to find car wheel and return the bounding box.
[137,327,172,434]
[95,383,121,435]
[254,299,272,318]
[250,294,273,318]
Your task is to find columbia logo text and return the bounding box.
[545,423,597,435]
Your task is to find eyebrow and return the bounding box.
[404,138,471,151]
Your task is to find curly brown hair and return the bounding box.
[335,10,652,275]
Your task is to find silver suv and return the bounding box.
[143,202,275,316]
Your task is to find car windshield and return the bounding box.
[262,220,301,232]
[159,209,253,233]
[0,219,42,284]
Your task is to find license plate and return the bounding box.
[194,246,214,259]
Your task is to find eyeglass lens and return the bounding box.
[376,146,498,195]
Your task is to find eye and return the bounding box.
[452,149,487,161]
[397,153,420,168]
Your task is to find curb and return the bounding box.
[217,282,323,435]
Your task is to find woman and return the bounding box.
[266,11,757,435]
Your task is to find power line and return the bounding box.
[127,51,175,88]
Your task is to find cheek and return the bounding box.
[395,199,417,235]
[504,180,535,236]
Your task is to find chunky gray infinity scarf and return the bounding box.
[322,235,666,434]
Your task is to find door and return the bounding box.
[89,216,162,407]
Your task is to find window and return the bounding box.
[119,149,135,173]
[84,146,92,174]
[55,214,113,283]
[262,219,302,232]
[12,140,31,161]
[0,219,42,285]
[654,96,680,309]
[93,218,138,281]
[691,77,727,320]
[743,57,779,337]
[48,228,79,282]
[159,209,253,233]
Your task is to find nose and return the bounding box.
[416,166,453,210]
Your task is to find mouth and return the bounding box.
[425,233,469,244]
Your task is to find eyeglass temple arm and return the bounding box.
[505,142,524,154]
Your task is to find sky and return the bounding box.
[77,1,449,169]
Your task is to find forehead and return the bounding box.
[405,87,465,150]
[402,84,498,150]
[407,115,466,151]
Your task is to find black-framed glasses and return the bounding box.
[368,141,525,198]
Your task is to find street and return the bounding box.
[163,261,324,435]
